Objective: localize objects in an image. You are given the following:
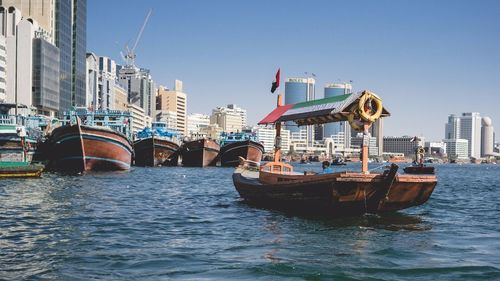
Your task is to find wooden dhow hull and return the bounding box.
[0,135,37,163]
[47,124,133,172]
[219,140,264,167]
[181,139,219,167]
[133,137,179,166]
[233,165,437,216]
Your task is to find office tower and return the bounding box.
[55,0,86,113]
[113,84,128,111]
[118,66,155,118]
[97,56,116,110]
[85,52,98,109]
[1,0,56,43]
[443,139,468,160]
[323,83,352,137]
[210,104,246,133]
[284,77,315,147]
[445,113,482,158]
[481,117,494,157]
[0,7,54,115]
[156,81,187,136]
[445,114,461,139]
[32,38,60,115]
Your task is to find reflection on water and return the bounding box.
[0,164,499,280]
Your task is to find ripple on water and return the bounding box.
[0,164,500,280]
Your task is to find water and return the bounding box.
[1,163,499,280]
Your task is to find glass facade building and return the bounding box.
[284,78,315,147]
[323,83,352,138]
[73,0,86,107]
[55,0,86,114]
[33,38,60,113]
[56,0,72,113]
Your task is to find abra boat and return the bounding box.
[181,138,219,167]
[233,90,438,216]
[403,146,435,174]
[133,123,180,167]
[219,132,264,167]
[46,109,133,173]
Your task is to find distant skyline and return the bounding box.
[87,0,499,141]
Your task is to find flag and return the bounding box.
[271,68,280,93]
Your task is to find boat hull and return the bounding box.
[0,135,37,163]
[181,139,219,167]
[233,167,437,216]
[47,124,133,172]
[133,137,179,166]
[219,140,264,167]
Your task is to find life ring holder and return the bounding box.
[347,111,364,132]
[358,91,383,123]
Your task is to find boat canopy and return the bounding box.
[258,91,390,126]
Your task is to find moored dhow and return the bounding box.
[46,109,133,173]
[219,132,264,167]
[133,123,180,166]
[181,138,219,167]
[233,90,438,216]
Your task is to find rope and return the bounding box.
[368,163,387,172]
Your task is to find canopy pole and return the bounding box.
[273,94,283,162]
[362,122,370,174]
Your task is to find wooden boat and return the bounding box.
[232,90,438,216]
[403,165,435,174]
[134,137,179,166]
[219,132,264,167]
[133,124,179,166]
[181,138,220,167]
[403,146,435,174]
[46,110,133,172]
[0,123,37,163]
[0,162,44,178]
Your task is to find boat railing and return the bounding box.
[0,114,16,125]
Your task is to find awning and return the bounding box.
[258,91,390,126]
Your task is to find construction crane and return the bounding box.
[122,8,153,68]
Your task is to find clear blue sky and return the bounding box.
[88,0,500,142]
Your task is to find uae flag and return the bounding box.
[271,68,280,93]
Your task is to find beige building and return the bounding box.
[156,80,187,136]
[1,0,55,43]
[114,84,128,111]
[210,104,247,133]
[127,103,146,135]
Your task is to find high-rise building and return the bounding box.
[97,56,116,110]
[85,52,98,109]
[284,77,315,147]
[0,35,6,103]
[445,113,482,158]
[72,0,86,108]
[55,0,72,113]
[113,84,128,111]
[118,66,155,118]
[54,0,86,113]
[0,7,53,115]
[443,139,468,160]
[32,38,60,116]
[481,117,494,157]
[156,81,187,136]
[323,83,352,139]
[1,0,56,43]
[210,104,246,133]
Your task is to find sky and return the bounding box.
[87,0,500,142]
